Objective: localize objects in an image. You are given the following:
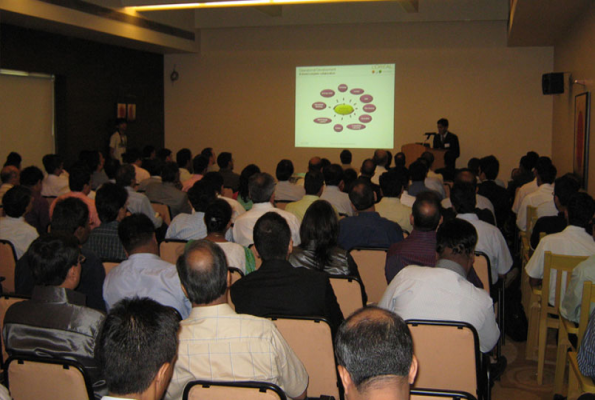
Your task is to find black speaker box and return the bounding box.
[542,73,564,95]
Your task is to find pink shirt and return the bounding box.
[49,192,101,230]
[182,174,203,192]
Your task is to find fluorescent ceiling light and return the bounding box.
[128,0,397,10]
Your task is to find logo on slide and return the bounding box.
[311,84,376,133]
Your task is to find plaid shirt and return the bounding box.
[83,220,126,262]
[385,229,436,284]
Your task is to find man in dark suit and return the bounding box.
[478,155,510,229]
[230,212,344,335]
[433,118,460,159]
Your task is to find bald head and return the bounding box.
[1,165,19,185]
[360,159,376,177]
[373,150,388,168]
[309,156,322,173]
[412,192,442,231]
[176,240,228,305]
[455,169,478,188]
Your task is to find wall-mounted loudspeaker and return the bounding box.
[542,73,564,95]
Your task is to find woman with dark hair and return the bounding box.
[203,199,256,274]
[289,200,360,278]
[236,164,261,211]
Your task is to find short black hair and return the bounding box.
[115,164,136,187]
[254,212,290,261]
[239,164,261,203]
[51,197,89,234]
[249,173,276,203]
[412,192,441,231]
[157,148,172,162]
[420,152,435,169]
[335,306,413,392]
[142,145,156,159]
[526,151,540,169]
[394,152,406,167]
[360,159,376,177]
[161,162,179,183]
[20,166,44,187]
[373,150,388,167]
[3,186,32,218]
[118,213,155,253]
[321,158,332,170]
[276,159,294,182]
[29,233,80,286]
[97,297,180,396]
[42,154,62,175]
[188,180,217,213]
[304,171,324,195]
[323,164,344,186]
[436,218,477,256]
[96,182,128,223]
[104,158,121,180]
[143,158,163,177]
[479,156,500,180]
[205,199,232,234]
[176,148,192,169]
[454,168,478,188]
[408,160,427,182]
[340,150,352,164]
[379,171,404,198]
[349,179,375,211]
[554,174,581,207]
[217,152,232,169]
[192,155,209,175]
[68,162,91,192]
[177,240,228,304]
[437,118,449,127]
[450,183,477,214]
[201,171,224,194]
[520,155,532,171]
[308,157,323,173]
[4,152,21,168]
[467,158,480,176]
[123,148,142,164]
[567,192,595,229]
[536,158,557,184]
[201,147,214,159]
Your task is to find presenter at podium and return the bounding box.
[432,118,460,160]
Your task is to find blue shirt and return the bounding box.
[338,211,404,251]
[578,308,595,378]
[103,253,191,318]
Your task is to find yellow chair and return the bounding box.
[536,252,588,384]
[473,252,492,295]
[526,205,538,237]
[0,294,28,365]
[102,261,120,276]
[183,380,287,400]
[0,240,17,294]
[151,202,172,225]
[159,239,188,264]
[329,275,365,317]
[349,248,388,304]
[275,200,291,210]
[227,267,244,311]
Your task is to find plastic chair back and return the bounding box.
[473,252,492,295]
[0,295,28,365]
[184,380,287,400]
[151,202,172,225]
[411,388,477,400]
[160,239,188,264]
[349,248,387,304]
[329,275,365,317]
[0,240,17,293]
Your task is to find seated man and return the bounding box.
[516,158,557,231]
[477,155,510,229]
[359,159,382,203]
[116,164,163,229]
[16,197,106,311]
[338,179,403,251]
[371,149,389,185]
[41,154,69,197]
[232,172,301,247]
[526,192,595,306]
[217,151,241,192]
[578,308,595,379]
[561,249,595,323]
[103,213,191,318]
[165,239,308,400]
[181,155,208,192]
[21,166,51,235]
[286,171,331,222]
[136,158,162,192]
[406,160,432,197]
[376,170,413,233]
[3,233,106,397]
[123,148,150,183]
[275,159,305,202]
[0,165,19,205]
[96,297,180,400]
[321,164,353,216]
[441,168,496,223]
[177,148,193,183]
[0,186,38,259]
[335,306,418,400]
[83,183,128,262]
[340,149,353,170]
[231,212,344,335]
[379,218,500,353]
[511,154,544,215]
[165,180,218,241]
[146,161,192,218]
[201,171,245,222]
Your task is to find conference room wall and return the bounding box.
[553,3,595,194]
[164,20,552,179]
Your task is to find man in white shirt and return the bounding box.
[201,172,245,222]
[274,159,305,202]
[379,218,500,353]
[41,154,69,197]
[166,180,218,241]
[0,166,19,205]
[451,183,512,284]
[115,164,163,229]
[0,186,38,259]
[109,119,128,163]
[441,169,495,220]
[512,155,550,216]
[233,173,301,247]
[371,149,389,185]
[176,148,193,183]
[516,160,557,230]
[321,164,353,216]
[526,192,595,306]
[123,149,150,184]
[376,170,413,233]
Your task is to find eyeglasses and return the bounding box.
[78,254,86,264]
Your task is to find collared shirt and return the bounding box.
[91,170,109,190]
[371,166,388,185]
[512,178,539,214]
[286,195,331,222]
[182,174,203,192]
[0,216,39,259]
[427,169,444,183]
[164,304,308,400]
[179,167,192,183]
[516,183,555,231]
[526,225,595,305]
[219,168,241,192]
[400,190,416,208]
[50,191,101,230]
[232,202,301,247]
[385,229,436,283]
[425,177,446,199]
[376,197,413,233]
[109,132,127,162]
[408,181,431,197]
[379,261,499,353]
[137,176,161,192]
[216,241,255,274]
[338,211,403,251]
[561,255,595,323]
[103,253,191,318]
[0,184,13,205]
[275,181,305,202]
[125,186,163,228]
[578,308,595,378]
[83,220,127,262]
[145,182,192,218]
[166,210,207,241]
[219,194,245,222]
[132,164,150,183]
[457,213,513,283]
[321,185,353,216]
[41,174,69,197]
[442,194,496,217]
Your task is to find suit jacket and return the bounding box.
[145,181,192,218]
[478,180,510,229]
[433,131,460,158]
[230,259,344,336]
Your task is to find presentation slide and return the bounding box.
[295,64,395,149]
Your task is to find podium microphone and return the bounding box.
[424,132,436,139]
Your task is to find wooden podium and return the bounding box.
[401,143,447,169]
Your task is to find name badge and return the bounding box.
[445,143,451,148]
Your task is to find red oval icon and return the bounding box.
[320,89,335,98]
[363,104,376,112]
[314,118,332,124]
[360,94,373,103]
[359,115,372,123]
[347,124,366,130]
[312,102,327,110]
[334,124,343,132]
[350,88,364,95]
[338,84,348,93]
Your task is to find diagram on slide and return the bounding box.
[311,84,377,133]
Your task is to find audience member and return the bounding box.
[3,233,107,397]
[379,218,500,353]
[421,151,444,183]
[83,182,128,262]
[232,172,301,247]
[561,235,595,323]
[166,180,218,241]
[508,154,537,203]
[20,166,50,234]
[286,171,330,222]
[441,168,496,224]
[237,164,261,211]
[467,157,481,176]
[116,164,163,229]
[335,307,417,400]
[81,150,108,190]
[512,155,549,215]
[103,157,121,184]
[231,212,344,334]
[321,164,353,216]
[41,154,69,197]
[338,179,403,251]
[103,213,191,318]
[516,158,557,231]
[340,149,353,170]
[3,152,22,170]
[434,150,458,182]
[157,148,173,163]
[0,186,38,259]
[275,159,305,201]
[0,165,19,205]
[201,147,216,172]
[176,148,193,182]
[146,162,192,218]
[123,148,150,183]
[182,155,208,192]
[217,151,240,192]
[359,158,382,202]
[96,297,180,400]
[343,168,358,194]
[308,156,323,173]
[578,309,595,379]
[166,239,308,400]
[142,145,157,162]
[371,149,389,185]
[201,171,245,221]
[136,158,162,192]
[477,155,510,229]
[407,160,431,197]
[376,170,412,233]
